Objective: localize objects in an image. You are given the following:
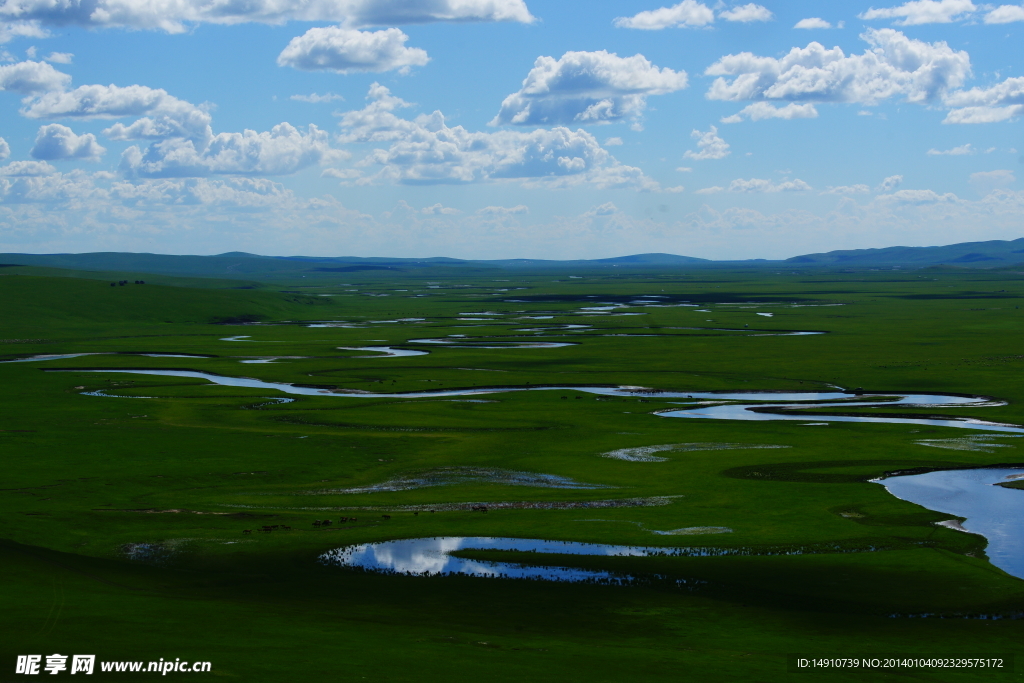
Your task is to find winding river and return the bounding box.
[46,370,1021,434]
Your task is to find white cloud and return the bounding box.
[491,51,687,126]
[30,123,106,161]
[695,186,724,194]
[23,84,214,148]
[676,166,692,172]
[420,202,460,215]
[337,83,659,190]
[705,29,971,106]
[720,102,818,123]
[0,20,48,43]
[969,169,1015,194]
[942,76,1024,123]
[984,4,1024,23]
[725,177,813,192]
[822,184,871,194]
[613,0,715,29]
[277,27,428,74]
[120,123,343,178]
[942,106,1024,123]
[719,4,772,22]
[877,174,903,191]
[0,160,57,175]
[0,137,8,160]
[291,92,345,103]
[927,143,974,155]
[859,0,976,25]
[321,167,361,179]
[0,60,70,94]
[683,125,730,160]
[477,204,528,215]
[0,0,535,33]
[794,17,832,29]
[44,51,72,64]
[604,136,623,146]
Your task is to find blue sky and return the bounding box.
[0,0,1022,259]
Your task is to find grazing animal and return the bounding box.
[340,516,348,522]
[382,514,391,520]
[242,529,252,535]
[413,511,419,516]
[313,520,322,527]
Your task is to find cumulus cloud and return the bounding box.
[0,0,535,33]
[477,204,528,215]
[613,0,714,29]
[22,84,214,149]
[822,184,871,194]
[0,160,57,175]
[723,177,813,192]
[877,174,903,191]
[942,76,1024,124]
[969,169,1015,194]
[604,136,623,146]
[291,92,345,103]
[277,27,428,74]
[120,123,343,178]
[984,5,1024,23]
[705,29,971,107]
[0,59,70,94]
[683,125,730,159]
[719,4,772,22]
[794,17,832,28]
[859,0,976,25]
[720,102,818,123]
[490,51,687,126]
[337,83,659,190]
[927,143,974,155]
[0,137,8,160]
[30,123,106,161]
[0,20,48,43]
[45,51,72,63]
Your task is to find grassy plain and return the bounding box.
[2,263,1024,681]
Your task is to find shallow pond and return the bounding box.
[657,393,1024,433]
[875,468,1024,579]
[319,536,719,585]
[406,338,575,349]
[337,346,429,357]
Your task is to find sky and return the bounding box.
[0,0,1022,260]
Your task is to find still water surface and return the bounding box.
[875,468,1024,579]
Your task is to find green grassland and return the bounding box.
[2,264,1024,681]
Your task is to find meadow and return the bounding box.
[2,262,1024,681]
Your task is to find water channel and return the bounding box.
[874,468,1024,580]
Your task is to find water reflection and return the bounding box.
[875,468,1024,579]
[319,536,712,585]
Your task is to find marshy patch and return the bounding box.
[914,435,1022,453]
[298,467,614,495]
[602,443,790,462]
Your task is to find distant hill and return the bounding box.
[785,238,1024,267]
[1,238,1022,279]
